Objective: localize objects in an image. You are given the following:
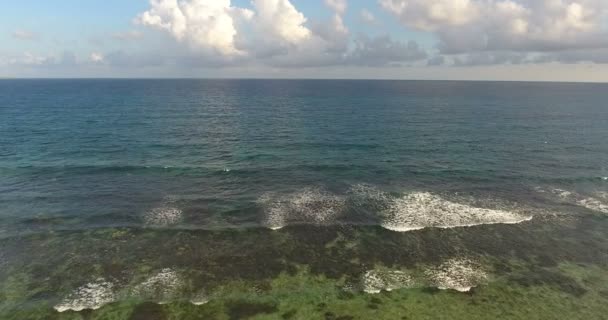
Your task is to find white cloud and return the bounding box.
[133,0,428,69]
[380,0,608,53]
[136,0,253,56]
[251,0,311,45]
[325,0,348,14]
[380,0,480,30]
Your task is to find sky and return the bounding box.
[2,0,608,81]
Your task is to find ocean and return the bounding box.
[0,79,607,319]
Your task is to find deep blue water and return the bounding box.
[1,80,607,235]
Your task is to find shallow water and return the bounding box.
[0,80,607,319]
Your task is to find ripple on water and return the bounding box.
[144,207,182,226]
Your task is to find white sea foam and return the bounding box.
[596,191,608,200]
[425,258,488,292]
[362,270,414,294]
[258,188,345,230]
[348,184,393,211]
[382,192,532,232]
[144,207,182,226]
[577,197,608,214]
[54,279,115,312]
[552,188,574,200]
[190,292,210,305]
[132,268,182,303]
[543,188,608,214]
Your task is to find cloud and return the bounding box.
[325,0,348,14]
[348,34,427,66]
[360,9,377,25]
[129,0,432,69]
[380,0,608,54]
[136,0,253,56]
[249,0,312,45]
[12,29,39,40]
[452,51,531,66]
[8,51,77,67]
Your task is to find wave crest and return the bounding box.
[425,258,488,292]
[131,268,183,304]
[54,279,115,312]
[258,188,346,230]
[362,270,414,294]
[382,192,532,232]
[541,188,608,214]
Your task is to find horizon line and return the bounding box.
[1,77,607,84]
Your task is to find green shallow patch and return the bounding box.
[1,263,607,320]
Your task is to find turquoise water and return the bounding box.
[0,80,607,319]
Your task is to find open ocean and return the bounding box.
[1,79,607,319]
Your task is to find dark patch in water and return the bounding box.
[281,309,297,319]
[324,313,355,320]
[370,297,382,305]
[421,287,441,295]
[225,300,278,320]
[337,290,355,300]
[509,268,588,297]
[130,302,166,320]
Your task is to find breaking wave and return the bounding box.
[258,188,346,230]
[362,270,414,294]
[131,268,183,304]
[540,188,608,214]
[54,279,115,312]
[361,257,488,294]
[258,184,533,231]
[424,258,488,292]
[382,192,533,232]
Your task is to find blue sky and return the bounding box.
[2,0,608,81]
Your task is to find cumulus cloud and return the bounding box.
[133,0,427,69]
[248,0,312,46]
[380,0,608,55]
[136,0,253,56]
[137,0,423,68]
